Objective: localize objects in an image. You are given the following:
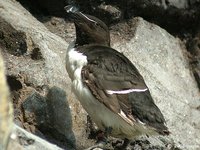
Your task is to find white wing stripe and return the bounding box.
[106,88,148,95]
[80,12,97,24]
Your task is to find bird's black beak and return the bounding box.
[64,5,79,14]
[64,5,81,22]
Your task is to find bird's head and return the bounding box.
[65,5,110,47]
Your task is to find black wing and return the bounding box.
[79,45,169,135]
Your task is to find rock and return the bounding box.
[45,86,75,149]
[22,91,47,131]
[16,0,200,34]
[190,0,200,5]
[187,25,200,89]
[1,0,200,149]
[123,0,200,34]
[17,0,67,16]
[0,17,27,56]
[97,4,122,24]
[111,17,200,150]
[0,50,13,150]
[0,0,79,149]
[194,66,200,89]
[163,0,189,9]
[7,124,63,150]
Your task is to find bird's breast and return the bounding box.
[66,46,87,80]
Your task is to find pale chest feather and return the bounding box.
[66,47,87,80]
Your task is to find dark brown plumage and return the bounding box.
[79,45,169,135]
[65,5,169,146]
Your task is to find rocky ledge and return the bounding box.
[0,0,200,150]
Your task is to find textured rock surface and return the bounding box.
[187,25,200,89]
[7,125,63,150]
[112,17,200,150]
[0,0,200,150]
[0,50,13,150]
[16,0,200,29]
[0,0,76,149]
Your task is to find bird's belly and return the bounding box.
[71,78,151,139]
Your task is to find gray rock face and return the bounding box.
[1,0,200,150]
[0,0,76,149]
[112,17,200,150]
[166,0,189,9]
[0,50,13,150]
[187,27,200,89]
[46,86,75,148]
[22,92,47,128]
[8,125,63,150]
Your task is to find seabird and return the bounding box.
[64,5,169,149]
